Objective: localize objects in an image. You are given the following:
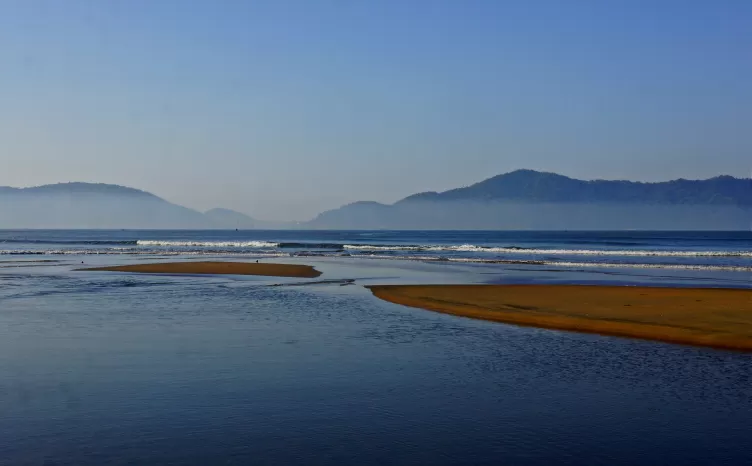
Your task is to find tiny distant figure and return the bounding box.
[256,260,259,263]
[81,261,84,264]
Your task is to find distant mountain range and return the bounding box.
[307,170,751,230]
[0,171,749,229]
[395,169,750,205]
[0,182,270,229]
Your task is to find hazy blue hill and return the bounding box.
[18,182,160,199]
[204,208,301,230]
[407,170,751,205]
[308,170,751,230]
[396,191,442,203]
[309,201,393,229]
[204,208,258,229]
[0,182,289,229]
[0,182,208,229]
[2,174,749,230]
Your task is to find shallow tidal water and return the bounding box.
[0,254,750,465]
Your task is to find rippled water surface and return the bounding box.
[0,231,751,465]
[1,230,751,272]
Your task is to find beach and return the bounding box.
[2,230,751,464]
[81,257,752,351]
[368,284,752,351]
[80,261,322,278]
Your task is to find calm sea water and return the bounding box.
[0,230,750,465]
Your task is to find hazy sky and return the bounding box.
[1,1,750,221]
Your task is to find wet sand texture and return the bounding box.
[368,284,752,351]
[80,261,322,278]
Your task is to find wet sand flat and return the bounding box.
[81,261,322,278]
[368,285,752,351]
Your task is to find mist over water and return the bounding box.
[309,200,751,230]
[0,194,208,229]
[1,178,749,230]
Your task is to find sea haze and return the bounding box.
[0,170,749,229]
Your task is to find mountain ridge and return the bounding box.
[392,170,751,205]
[308,170,751,230]
[1,171,749,229]
[204,208,258,229]
[0,182,255,229]
[0,182,161,199]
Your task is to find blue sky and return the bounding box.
[1,0,749,220]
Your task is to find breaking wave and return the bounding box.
[0,239,707,258]
[342,243,751,257]
[136,240,280,248]
[4,238,745,258]
[135,240,344,249]
[349,254,752,272]
[1,247,749,273]
[442,258,752,272]
[0,249,290,258]
[343,244,425,251]
[277,242,345,249]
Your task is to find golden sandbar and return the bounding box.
[368,285,752,351]
[81,261,322,278]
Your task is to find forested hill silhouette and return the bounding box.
[0,182,258,229]
[395,170,751,205]
[1,172,749,229]
[308,170,751,230]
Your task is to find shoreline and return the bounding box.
[368,284,752,351]
[79,261,322,278]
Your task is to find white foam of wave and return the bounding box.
[0,249,184,256]
[2,248,748,272]
[444,257,751,272]
[344,244,750,257]
[552,261,752,272]
[136,240,279,248]
[347,253,751,272]
[343,244,423,251]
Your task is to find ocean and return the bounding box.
[0,230,750,465]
